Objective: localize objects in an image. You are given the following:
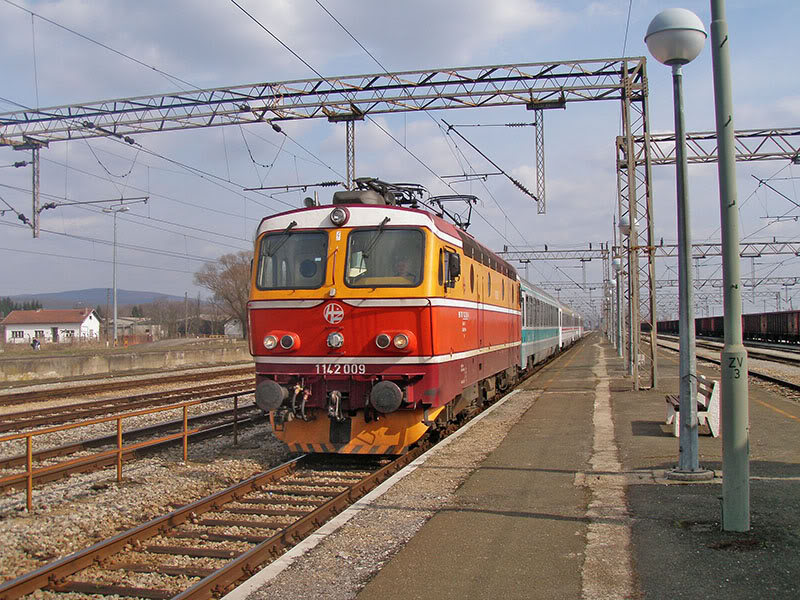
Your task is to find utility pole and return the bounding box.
[711,0,750,532]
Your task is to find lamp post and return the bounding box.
[103,205,130,346]
[646,8,712,480]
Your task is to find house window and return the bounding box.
[11,330,24,339]
[64,330,75,337]
[35,330,44,338]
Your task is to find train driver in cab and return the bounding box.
[393,255,415,281]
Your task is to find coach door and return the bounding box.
[558,309,563,348]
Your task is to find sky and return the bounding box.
[1,0,799,325]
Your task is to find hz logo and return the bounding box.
[323,302,345,325]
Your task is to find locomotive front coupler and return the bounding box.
[327,390,347,422]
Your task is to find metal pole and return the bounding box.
[670,64,708,478]
[346,120,356,190]
[112,212,118,346]
[627,243,634,377]
[32,146,40,238]
[710,0,749,531]
[616,272,623,357]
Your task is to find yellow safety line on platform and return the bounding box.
[755,399,800,423]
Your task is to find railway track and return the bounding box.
[658,334,800,367]
[0,340,586,599]
[0,404,264,493]
[0,451,423,600]
[0,380,255,434]
[656,337,800,393]
[0,366,254,406]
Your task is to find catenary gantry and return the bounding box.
[3,56,800,389]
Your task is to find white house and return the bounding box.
[1,308,101,344]
[224,318,244,338]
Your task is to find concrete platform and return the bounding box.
[355,333,800,599]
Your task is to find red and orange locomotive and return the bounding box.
[248,179,521,454]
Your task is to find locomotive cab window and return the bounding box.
[345,227,424,287]
[256,231,328,290]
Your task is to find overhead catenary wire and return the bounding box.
[228,0,325,80]
[1,3,317,217]
[227,0,463,203]
[2,0,200,92]
[312,0,543,263]
[0,91,294,269]
[310,0,563,292]
[0,241,210,275]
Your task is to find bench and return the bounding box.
[665,373,720,438]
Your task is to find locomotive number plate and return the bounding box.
[316,363,367,375]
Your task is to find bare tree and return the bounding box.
[194,250,251,339]
[144,298,183,338]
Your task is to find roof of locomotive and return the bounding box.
[256,202,460,245]
[255,201,518,280]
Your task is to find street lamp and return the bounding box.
[101,197,148,345]
[646,8,712,480]
[618,214,630,238]
[103,205,130,345]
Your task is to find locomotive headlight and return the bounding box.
[263,335,278,350]
[330,206,349,226]
[375,333,391,349]
[393,333,410,349]
[327,331,345,348]
[279,334,296,349]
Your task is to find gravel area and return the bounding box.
[0,425,292,584]
[243,390,538,600]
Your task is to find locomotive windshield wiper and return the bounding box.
[362,216,391,258]
[266,220,297,257]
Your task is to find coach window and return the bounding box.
[470,265,475,293]
[256,231,328,290]
[345,227,424,287]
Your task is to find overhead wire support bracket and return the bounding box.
[442,119,539,204]
[244,181,343,192]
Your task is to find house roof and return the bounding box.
[1,308,95,326]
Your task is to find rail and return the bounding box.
[0,451,424,600]
[0,390,253,511]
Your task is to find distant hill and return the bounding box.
[5,289,187,309]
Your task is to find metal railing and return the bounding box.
[0,391,253,511]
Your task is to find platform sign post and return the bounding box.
[710,0,750,532]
